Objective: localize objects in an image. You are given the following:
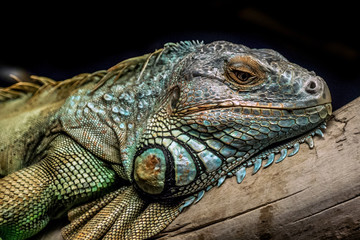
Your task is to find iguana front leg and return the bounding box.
[0,135,184,240]
[0,135,119,239]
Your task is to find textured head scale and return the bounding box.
[133,40,332,199]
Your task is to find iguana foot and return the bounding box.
[62,185,183,240]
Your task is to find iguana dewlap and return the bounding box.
[0,41,332,239]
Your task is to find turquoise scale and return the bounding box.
[167,141,197,186]
[175,134,223,173]
[197,150,222,172]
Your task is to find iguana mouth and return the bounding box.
[176,101,332,117]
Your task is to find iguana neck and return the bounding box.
[58,46,193,181]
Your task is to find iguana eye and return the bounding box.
[227,69,256,85]
[225,56,265,87]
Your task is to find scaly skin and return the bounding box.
[0,41,332,239]
[0,135,119,239]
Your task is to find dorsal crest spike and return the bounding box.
[164,40,204,53]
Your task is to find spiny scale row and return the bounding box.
[178,123,326,212]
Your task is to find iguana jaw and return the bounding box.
[176,101,332,116]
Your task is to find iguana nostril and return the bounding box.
[309,81,316,89]
[305,79,319,94]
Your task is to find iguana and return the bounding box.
[0,41,332,239]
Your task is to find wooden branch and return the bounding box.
[157,97,360,240]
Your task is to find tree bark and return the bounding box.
[157,97,360,240]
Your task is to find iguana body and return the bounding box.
[0,41,332,239]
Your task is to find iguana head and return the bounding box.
[132,41,332,199]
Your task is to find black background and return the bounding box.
[1,1,359,110]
